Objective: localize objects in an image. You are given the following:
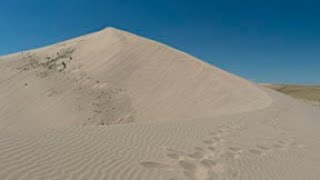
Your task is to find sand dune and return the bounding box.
[0,28,319,180]
[0,27,271,128]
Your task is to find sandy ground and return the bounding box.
[0,28,319,180]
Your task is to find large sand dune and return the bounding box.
[0,28,319,180]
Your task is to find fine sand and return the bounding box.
[0,28,319,180]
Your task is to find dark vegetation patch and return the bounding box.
[17,48,75,78]
[68,67,136,126]
[88,87,135,126]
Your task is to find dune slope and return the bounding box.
[0,27,270,128]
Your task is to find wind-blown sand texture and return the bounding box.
[0,28,319,180]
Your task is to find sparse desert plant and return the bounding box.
[17,47,75,77]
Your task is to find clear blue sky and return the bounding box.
[1,0,319,84]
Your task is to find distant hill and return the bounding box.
[264,84,320,107]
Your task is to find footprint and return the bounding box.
[200,159,217,168]
[207,155,215,160]
[277,140,287,145]
[249,149,263,155]
[256,145,270,151]
[183,170,195,179]
[179,160,196,171]
[208,146,216,152]
[194,147,204,152]
[231,170,239,178]
[187,151,204,159]
[169,178,179,180]
[166,148,186,155]
[140,161,169,169]
[210,132,218,136]
[225,167,240,179]
[221,151,237,161]
[213,137,221,142]
[289,141,305,148]
[167,152,180,160]
[228,147,242,153]
[272,143,284,149]
[203,140,214,145]
[207,170,219,180]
